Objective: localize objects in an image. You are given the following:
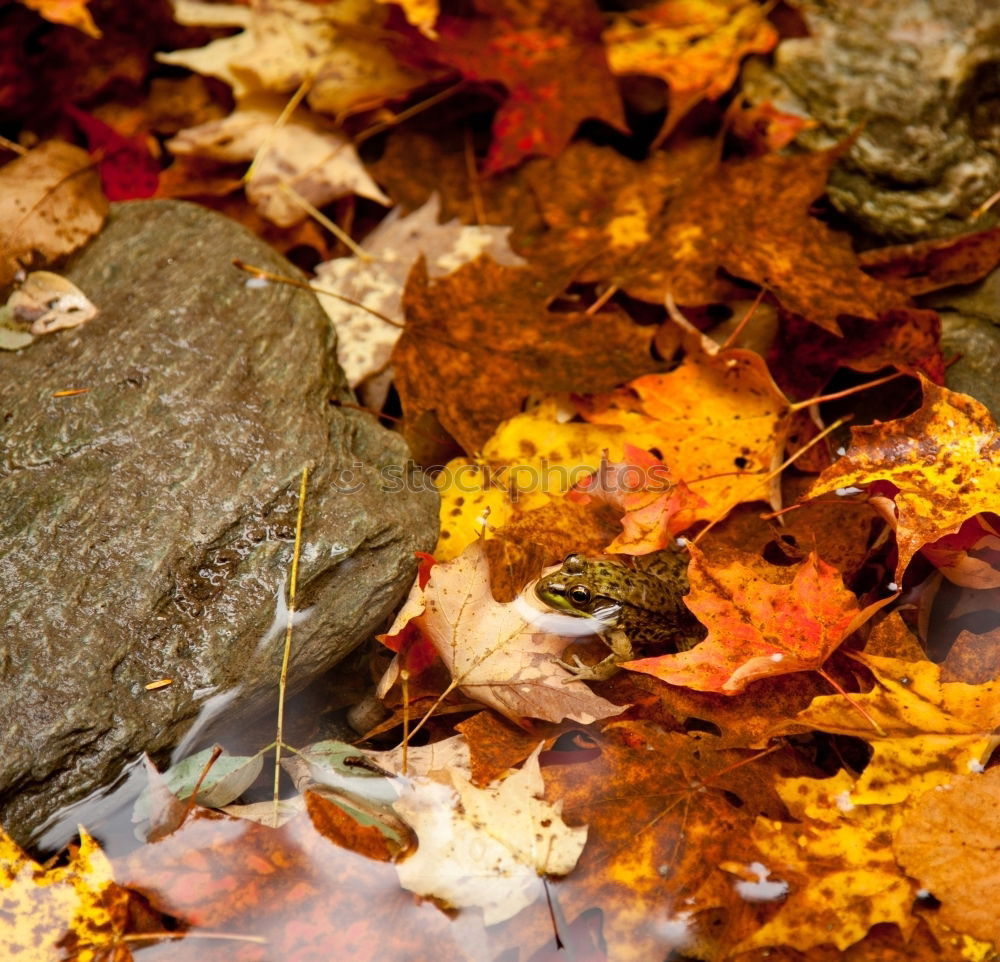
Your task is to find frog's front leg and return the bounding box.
[557,630,634,682]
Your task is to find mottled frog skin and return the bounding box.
[534,549,705,652]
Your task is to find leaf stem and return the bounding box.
[816,667,887,737]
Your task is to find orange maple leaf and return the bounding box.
[568,445,707,554]
[623,546,891,693]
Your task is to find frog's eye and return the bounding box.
[569,585,592,605]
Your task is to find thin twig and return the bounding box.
[277,183,370,259]
[273,466,310,824]
[232,259,404,328]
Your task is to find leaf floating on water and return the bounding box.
[393,746,587,925]
[0,825,130,961]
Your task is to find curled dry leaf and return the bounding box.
[0,140,107,289]
[167,93,389,227]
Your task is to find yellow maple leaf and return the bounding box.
[377,0,438,38]
[783,648,1000,806]
[807,375,1000,579]
[735,769,918,953]
[0,826,129,961]
[434,399,628,560]
[603,0,777,121]
[578,350,791,520]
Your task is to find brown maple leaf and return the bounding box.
[859,225,1000,296]
[894,766,1000,948]
[621,148,905,334]
[538,720,764,962]
[394,255,659,453]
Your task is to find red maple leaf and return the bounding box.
[411,0,627,172]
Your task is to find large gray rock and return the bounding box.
[0,200,438,842]
[923,267,1000,421]
[743,0,1000,240]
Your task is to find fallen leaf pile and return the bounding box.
[4,1,1000,959]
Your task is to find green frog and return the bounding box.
[534,549,705,679]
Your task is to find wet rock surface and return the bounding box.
[0,200,438,843]
[744,0,1000,240]
[923,269,1000,420]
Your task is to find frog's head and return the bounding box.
[534,554,630,624]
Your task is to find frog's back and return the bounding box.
[620,548,704,650]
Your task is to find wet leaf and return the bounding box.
[894,766,1000,948]
[0,826,130,962]
[808,376,1000,579]
[117,808,470,961]
[623,547,889,693]
[540,720,760,961]
[434,398,630,560]
[134,746,263,816]
[415,0,627,172]
[394,257,659,453]
[393,746,587,923]
[577,350,792,521]
[783,652,1000,805]
[734,770,917,953]
[621,149,904,333]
